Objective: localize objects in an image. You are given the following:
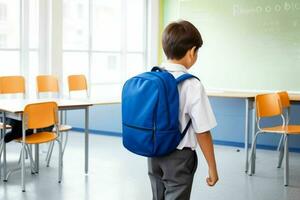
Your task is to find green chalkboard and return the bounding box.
[163,0,300,92]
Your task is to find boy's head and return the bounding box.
[162,20,202,68]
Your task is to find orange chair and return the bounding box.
[0,76,26,130]
[36,75,72,132]
[276,91,291,151]
[0,76,26,95]
[10,102,62,192]
[62,75,88,152]
[46,75,89,166]
[248,93,300,186]
[36,75,72,166]
[68,75,88,96]
[36,75,59,96]
[0,76,26,179]
[276,91,300,168]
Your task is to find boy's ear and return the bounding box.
[191,46,197,57]
[187,46,197,61]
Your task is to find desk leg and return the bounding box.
[85,107,89,174]
[3,113,7,181]
[251,101,256,174]
[0,130,2,179]
[3,142,6,181]
[244,99,250,173]
[21,116,26,192]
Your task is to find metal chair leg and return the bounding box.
[277,135,284,151]
[48,130,69,166]
[253,141,257,174]
[0,140,3,179]
[18,145,29,165]
[277,135,285,168]
[284,135,289,186]
[46,142,55,167]
[62,132,69,157]
[248,132,259,176]
[34,144,39,173]
[56,139,62,183]
[25,144,36,174]
[21,143,26,192]
[18,147,26,165]
[45,142,53,161]
[25,147,28,159]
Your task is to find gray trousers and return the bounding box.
[148,148,198,200]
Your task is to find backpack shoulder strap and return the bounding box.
[181,119,192,139]
[176,73,200,138]
[176,73,200,84]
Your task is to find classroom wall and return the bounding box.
[161,0,300,92]
[68,0,300,152]
[67,98,300,152]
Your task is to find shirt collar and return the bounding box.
[160,62,188,73]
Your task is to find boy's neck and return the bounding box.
[167,59,189,69]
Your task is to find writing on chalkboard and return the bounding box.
[233,2,300,16]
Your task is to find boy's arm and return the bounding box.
[197,131,219,186]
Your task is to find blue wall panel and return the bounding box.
[67,98,300,151]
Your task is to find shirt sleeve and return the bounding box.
[186,80,217,134]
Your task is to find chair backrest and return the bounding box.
[0,76,25,95]
[36,75,59,96]
[255,93,282,118]
[277,91,290,108]
[24,102,58,130]
[68,75,88,92]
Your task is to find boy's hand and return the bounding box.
[196,132,218,186]
[206,168,218,186]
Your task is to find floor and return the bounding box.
[1,131,300,200]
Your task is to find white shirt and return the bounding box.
[160,62,217,150]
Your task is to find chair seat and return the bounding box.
[54,124,72,132]
[0,122,12,129]
[15,132,58,144]
[262,125,300,134]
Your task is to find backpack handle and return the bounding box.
[151,66,164,72]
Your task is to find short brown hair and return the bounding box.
[162,20,203,60]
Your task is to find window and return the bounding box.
[28,0,39,97]
[0,3,7,21]
[0,0,20,76]
[63,0,147,99]
[0,34,6,47]
[0,0,39,98]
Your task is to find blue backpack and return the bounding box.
[122,67,198,157]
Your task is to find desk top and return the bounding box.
[206,91,257,99]
[1,92,299,112]
[89,96,121,105]
[88,91,300,103]
[0,98,93,113]
[289,94,300,101]
[207,91,300,101]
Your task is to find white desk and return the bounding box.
[207,91,300,172]
[87,93,257,172]
[90,93,259,173]
[207,91,258,172]
[0,98,93,183]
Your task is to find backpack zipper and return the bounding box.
[123,123,153,131]
[124,122,156,145]
[152,121,156,143]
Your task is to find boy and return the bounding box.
[148,20,219,200]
